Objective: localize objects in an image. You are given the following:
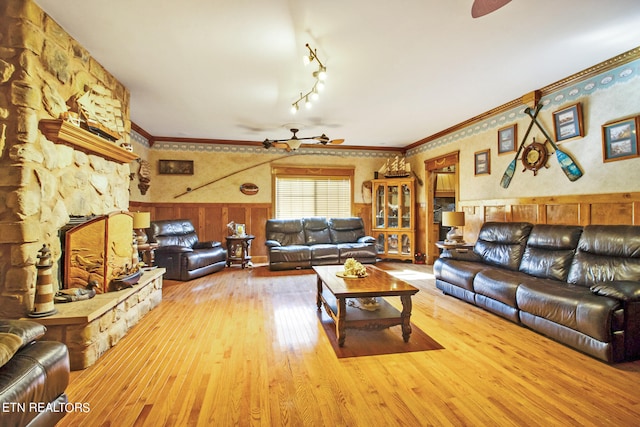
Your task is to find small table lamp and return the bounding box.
[442,211,465,244]
[132,212,151,245]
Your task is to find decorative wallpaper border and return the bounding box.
[146,140,401,159]
[406,58,639,157]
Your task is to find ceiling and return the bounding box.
[34,0,640,149]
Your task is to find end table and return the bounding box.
[225,235,255,268]
[137,243,158,267]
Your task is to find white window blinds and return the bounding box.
[275,176,352,219]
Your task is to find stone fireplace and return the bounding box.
[0,0,136,318]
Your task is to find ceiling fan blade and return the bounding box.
[329,138,345,144]
[471,0,511,18]
[272,142,290,149]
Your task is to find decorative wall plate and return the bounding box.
[240,183,259,195]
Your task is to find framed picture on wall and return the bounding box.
[498,124,517,154]
[602,116,639,163]
[474,149,491,175]
[553,103,584,142]
[158,159,194,175]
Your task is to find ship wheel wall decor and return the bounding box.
[521,138,549,176]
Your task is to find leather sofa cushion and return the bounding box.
[337,243,377,261]
[303,217,332,244]
[149,219,199,248]
[519,225,582,281]
[329,218,366,243]
[183,247,226,271]
[473,222,533,271]
[568,225,640,287]
[310,244,339,262]
[268,245,311,263]
[434,258,488,291]
[266,219,306,246]
[474,268,525,307]
[516,279,620,342]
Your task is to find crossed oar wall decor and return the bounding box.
[501,100,584,189]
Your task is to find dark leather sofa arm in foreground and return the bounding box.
[148,219,227,281]
[265,217,377,270]
[0,319,70,427]
[434,222,640,363]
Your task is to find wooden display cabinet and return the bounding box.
[372,177,415,261]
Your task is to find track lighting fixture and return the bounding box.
[290,43,328,114]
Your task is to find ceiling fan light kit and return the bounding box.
[291,43,327,114]
[263,128,344,151]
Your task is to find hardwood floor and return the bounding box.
[59,263,640,426]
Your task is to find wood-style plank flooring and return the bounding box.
[58,263,640,426]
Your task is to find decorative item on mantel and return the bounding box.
[29,245,57,318]
[380,156,411,178]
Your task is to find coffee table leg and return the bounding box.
[337,297,346,347]
[400,295,413,342]
[316,276,322,310]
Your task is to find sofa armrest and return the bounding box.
[0,319,46,348]
[358,236,375,244]
[155,245,194,254]
[590,281,640,302]
[265,240,281,248]
[194,241,221,249]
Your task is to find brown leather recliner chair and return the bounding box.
[147,219,227,281]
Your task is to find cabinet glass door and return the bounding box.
[401,233,411,255]
[387,233,399,254]
[401,183,411,228]
[376,233,385,253]
[375,184,385,228]
[387,185,398,228]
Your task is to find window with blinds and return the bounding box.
[275,175,352,219]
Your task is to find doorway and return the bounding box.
[424,151,459,264]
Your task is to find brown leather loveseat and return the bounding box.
[0,319,70,427]
[434,222,640,363]
[148,219,227,281]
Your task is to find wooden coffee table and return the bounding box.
[313,265,419,347]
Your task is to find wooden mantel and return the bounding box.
[39,119,139,164]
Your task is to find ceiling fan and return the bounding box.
[471,0,511,18]
[262,128,345,151]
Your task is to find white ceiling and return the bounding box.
[34,0,640,149]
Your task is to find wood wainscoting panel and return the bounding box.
[546,204,579,225]
[590,202,634,225]
[511,204,538,223]
[484,205,506,222]
[457,192,640,244]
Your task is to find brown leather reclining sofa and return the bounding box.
[434,222,640,363]
[0,319,70,427]
[265,217,377,270]
[148,219,227,281]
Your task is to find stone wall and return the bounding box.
[0,0,133,318]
